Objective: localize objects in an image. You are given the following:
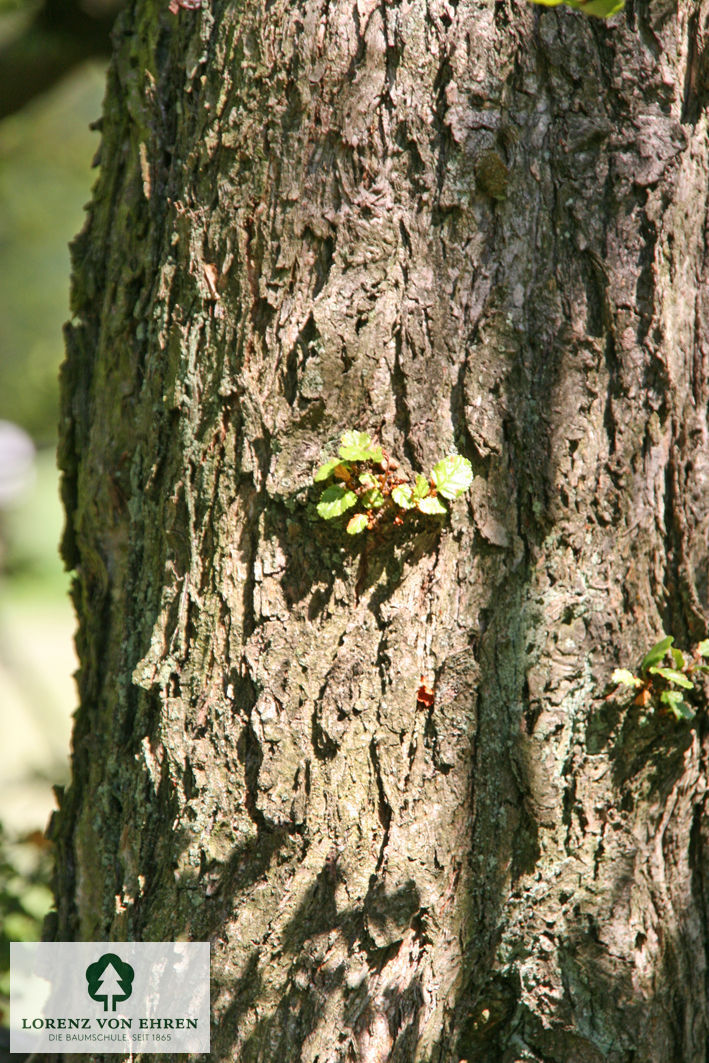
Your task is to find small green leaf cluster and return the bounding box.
[314,431,473,535]
[527,0,624,18]
[610,635,709,720]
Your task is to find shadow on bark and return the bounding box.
[203,860,425,1061]
[609,705,694,796]
[261,496,442,616]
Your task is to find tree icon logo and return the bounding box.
[85,953,135,1012]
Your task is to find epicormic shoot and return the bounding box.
[314,430,473,536]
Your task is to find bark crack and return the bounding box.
[369,736,392,874]
[391,323,416,470]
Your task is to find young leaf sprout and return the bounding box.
[314,431,473,535]
[609,635,709,721]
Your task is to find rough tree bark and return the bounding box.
[53,0,709,1060]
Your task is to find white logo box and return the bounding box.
[11,942,210,1054]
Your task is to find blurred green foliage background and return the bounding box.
[0,44,105,440]
[0,0,110,1021]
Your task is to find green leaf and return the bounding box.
[338,431,383,464]
[417,495,447,516]
[610,668,642,689]
[660,690,694,720]
[431,455,473,501]
[413,474,430,500]
[527,0,624,14]
[697,639,709,658]
[316,485,358,519]
[361,487,385,509]
[640,635,674,673]
[346,513,368,535]
[670,647,685,669]
[314,459,341,483]
[391,485,413,509]
[359,471,377,487]
[566,0,625,16]
[648,666,694,689]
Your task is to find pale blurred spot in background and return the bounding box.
[0,426,74,834]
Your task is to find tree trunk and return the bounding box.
[54,0,709,1059]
